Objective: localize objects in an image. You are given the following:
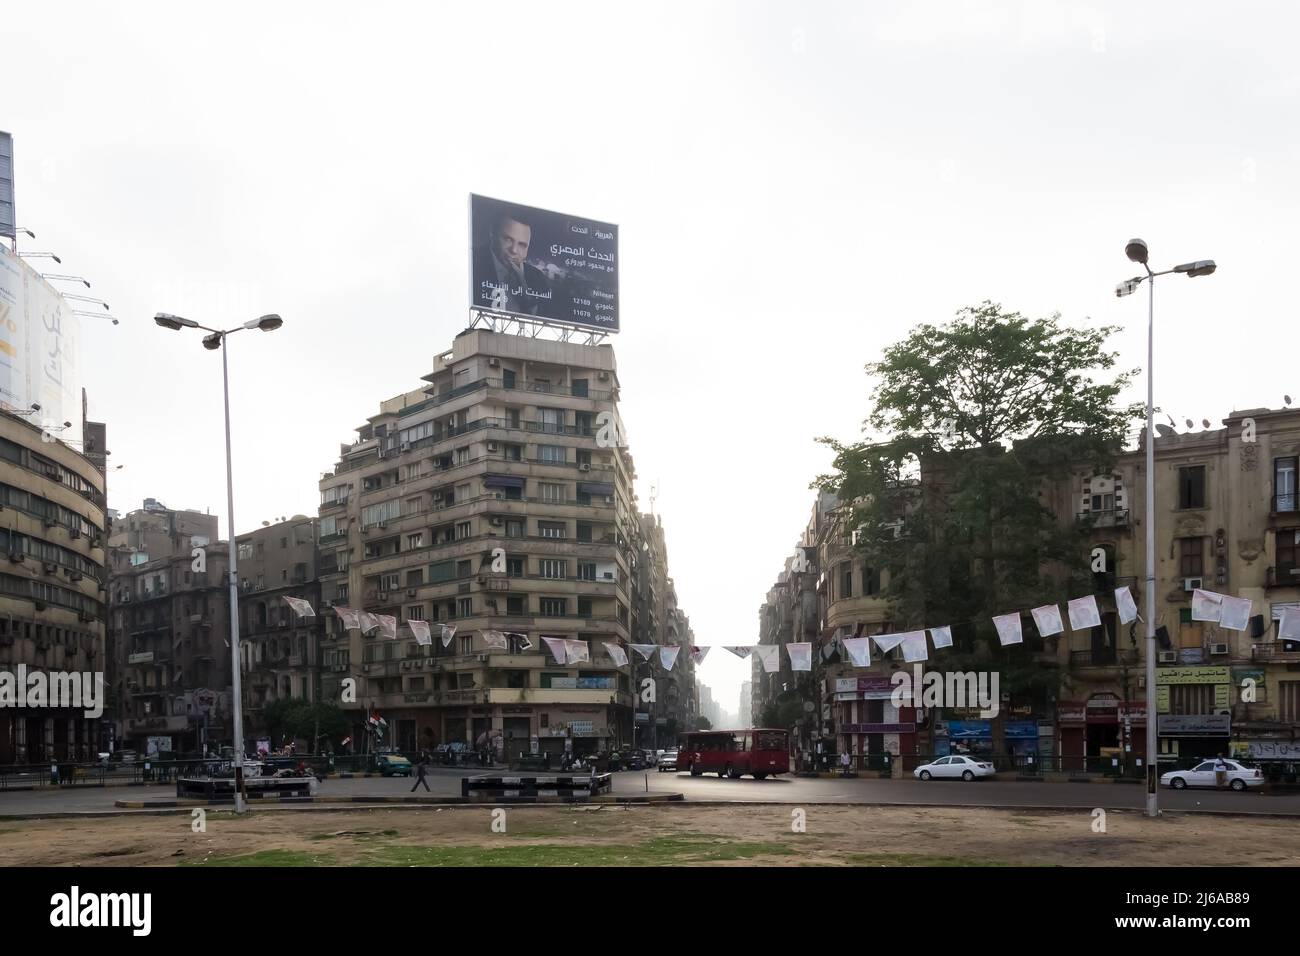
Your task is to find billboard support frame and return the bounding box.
[469,310,608,346]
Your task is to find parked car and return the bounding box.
[109,750,139,764]
[625,750,650,770]
[644,751,659,767]
[1161,759,1263,791]
[658,750,679,772]
[375,754,413,777]
[914,755,995,781]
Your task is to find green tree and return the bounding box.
[695,716,712,731]
[815,303,1141,738]
[261,699,349,749]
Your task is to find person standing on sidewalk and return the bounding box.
[1214,752,1230,790]
[840,750,852,777]
[411,754,431,792]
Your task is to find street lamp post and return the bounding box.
[154,312,284,814]
[1116,241,1215,819]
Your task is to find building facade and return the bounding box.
[317,329,693,758]
[0,412,108,763]
[107,500,231,756]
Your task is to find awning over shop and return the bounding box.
[483,474,525,490]
[578,481,615,497]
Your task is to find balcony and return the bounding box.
[1070,648,1140,668]
[1251,641,1300,662]
[1266,565,1300,589]
[320,497,350,511]
[1075,509,1131,529]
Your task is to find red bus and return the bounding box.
[678,728,789,779]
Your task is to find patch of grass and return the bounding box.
[360,837,796,867]
[839,853,1015,867]
[184,850,338,867]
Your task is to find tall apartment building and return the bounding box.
[107,500,231,755]
[739,681,751,729]
[1057,406,1300,768]
[233,517,323,741]
[0,412,109,763]
[317,329,683,757]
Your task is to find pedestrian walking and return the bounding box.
[411,755,431,792]
[840,750,852,777]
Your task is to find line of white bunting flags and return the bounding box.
[321,581,1297,678]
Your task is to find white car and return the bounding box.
[1161,759,1263,791]
[914,755,996,781]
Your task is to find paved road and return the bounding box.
[1,767,1294,816]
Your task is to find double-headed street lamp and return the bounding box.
[1115,240,1215,819]
[154,311,284,814]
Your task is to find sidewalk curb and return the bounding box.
[114,792,685,810]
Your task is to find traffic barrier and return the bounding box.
[462,772,612,801]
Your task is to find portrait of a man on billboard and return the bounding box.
[472,205,555,318]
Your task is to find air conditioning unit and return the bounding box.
[69,572,82,582]
[578,463,591,472]
[377,591,389,602]
[407,589,417,598]
[401,661,411,670]
[69,528,81,539]
[361,664,370,673]
[488,358,500,368]
[604,496,614,505]
[400,442,411,453]
[43,562,58,573]
[42,518,56,529]
[487,442,499,453]
[490,517,503,527]
[1183,577,1203,592]
[8,551,24,563]
[1157,650,1178,664]
[602,571,614,580]
[1209,642,1229,656]
[475,653,489,662]
[433,492,444,501]
[597,371,609,381]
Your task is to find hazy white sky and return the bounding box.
[7,1,1298,712]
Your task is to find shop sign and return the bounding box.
[1158,714,1231,735]
[1155,666,1231,685]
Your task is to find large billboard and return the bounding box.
[0,131,13,240]
[0,245,83,442]
[469,194,618,333]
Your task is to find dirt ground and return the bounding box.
[1,805,1296,866]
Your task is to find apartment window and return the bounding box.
[428,560,456,583]
[575,411,593,436]
[336,584,349,602]
[1280,682,1300,723]
[361,500,401,528]
[505,519,524,539]
[576,448,592,467]
[403,459,427,482]
[502,368,516,389]
[404,533,423,551]
[280,537,288,549]
[405,496,423,516]
[577,522,593,543]
[540,597,567,617]
[1091,492,1115,512]
[458,636,473,656]
[506,595,526,615]
[539,408,564,434]
[539,445,566,464]
[1169,684,1215,715]
[540,559,567,579]
[504,443,522,462]
[237,542,254,561]
[502,484,523,501]
[336,550,351,571]
[456,447,469,464]
[1277,529,1300,574]
[380,572,400,592]
[1178,465,1206,509]
[839,562,853,600]
[571,379,589,398]
[1179,537,1204,578]
[256,574,264,590]
[578,562,597,581]
[456,522,471,540]
[577,596,592,617]
[506,557,524,577]
[457,560,472,580]
[506,408,521,428]
[406,605,423,621]
[863,567,881,596]
[1276,457,1298,513]
[457,597,473,617]
[319,516,338,538]
[539,521,566,539]
[539,482,565,503]
[406,568,423,587]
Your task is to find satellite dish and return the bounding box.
[1202,419,1211,428]
[1155,424,1177,438]
[1185,419,1194,429]
[1286,395,1293,407]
